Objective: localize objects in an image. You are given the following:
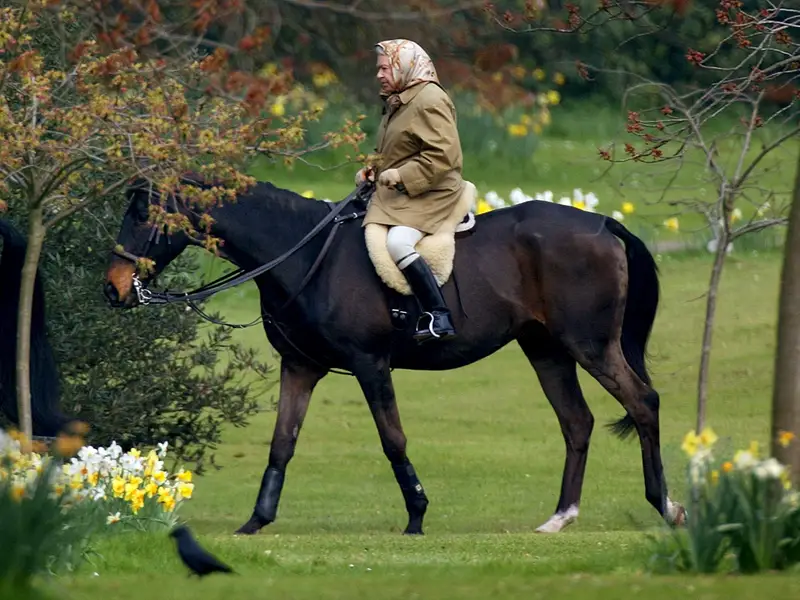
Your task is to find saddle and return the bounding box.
[364,181,478,296]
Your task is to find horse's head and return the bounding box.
[104,181,193,308]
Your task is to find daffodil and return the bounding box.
[553,72,566,85]
[145,481,159,498]
[681,430,700,457]
[177,482,194,500]
[698,427,718,448]
[663,217,679,232]
[270,102,285,117]
[778,430,795,448]
[112,475,126,498]
[107,512,121,525]
[176,469,193,483]
[476,199,492,215]
[507,123,528,137]
[621,202,635,215]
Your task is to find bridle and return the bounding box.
[110,182,373,374]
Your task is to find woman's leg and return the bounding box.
[385,226,456,343]
[386,226,424,268]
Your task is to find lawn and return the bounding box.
[50,239,790,598]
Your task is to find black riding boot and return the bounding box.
[400,256,456,343]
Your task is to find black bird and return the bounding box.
[169,524,235,577]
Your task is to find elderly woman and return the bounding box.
[357,39,465,343]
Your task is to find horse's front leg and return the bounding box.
[235,359,326,535]
[354,355,429,535]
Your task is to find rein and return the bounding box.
[116,183,372,308]
[113,183,372,376]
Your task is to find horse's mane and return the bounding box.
[0,219,72,437]
[126,173,331,221]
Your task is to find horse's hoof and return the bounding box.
[673,504,687,527]
[665,498,687,528]
[403,528,424,535]
[234,515,267,535]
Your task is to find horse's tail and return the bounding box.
[602,217,660,440]
[0,218,72,438]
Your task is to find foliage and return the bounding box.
[27,206,274,473]
[648,427,800,574]
[0,427,99,594]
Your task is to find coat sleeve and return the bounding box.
[396,96,460,197]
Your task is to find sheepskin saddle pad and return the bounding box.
[364,181,477,296]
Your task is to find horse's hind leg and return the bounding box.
[567,338,685,527]
[518,332,594,533]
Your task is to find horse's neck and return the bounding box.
[203,192,330,305]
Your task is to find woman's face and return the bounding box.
[376,53,394,95]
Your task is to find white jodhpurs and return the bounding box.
[386,225,425,269]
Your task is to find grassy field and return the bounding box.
[47,239,792,598]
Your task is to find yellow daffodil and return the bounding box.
[533,68,545,81]
[128,448,141,459]
[748,440,759,458]
[145,481,159,498]
[88,471,99,487]
[553,72,565,85]
[778,431,795,448]
[710,470,719,485]
[177,482,194,500]
[11,483,26,502]
[621,202,635,215]
[507,123,528,137]
[301,190,314,198]
[722,461,733,473]
[573,200,586,211]
[112,476,126,498]
[270,102,285,117]
[176,469,193,483]
[681,430,700,457]
[153,470,167,485]
[698,427,718,448]
[476,199,492,215]
[546,90,560,105]
[663,217,679,232]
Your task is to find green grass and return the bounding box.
[48,242,791,598]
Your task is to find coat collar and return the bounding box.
[397,81,429,104]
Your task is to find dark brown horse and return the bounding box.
[103,179,686,535]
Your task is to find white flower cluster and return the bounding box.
[475,188,625,220]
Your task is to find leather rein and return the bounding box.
[111,182,372,333]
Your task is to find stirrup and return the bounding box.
[415,312,441,340]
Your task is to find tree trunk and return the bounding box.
[15,203,45,442]
[696,229,730,433]
[771,147,800,480]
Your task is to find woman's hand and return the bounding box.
[354,166,375,185]
[377,168,402,189]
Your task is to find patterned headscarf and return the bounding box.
[375,39,440,96]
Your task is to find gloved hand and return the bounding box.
[354,166,375,185]
[378,168,402,189]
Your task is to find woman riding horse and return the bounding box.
[356,39,463,343]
